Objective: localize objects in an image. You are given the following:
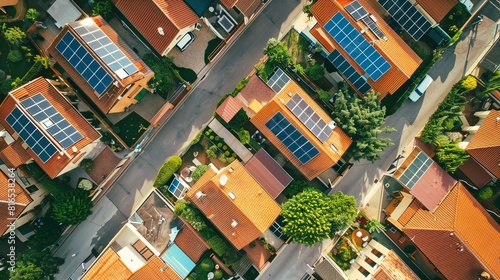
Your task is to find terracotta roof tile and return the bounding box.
[310,0,422,98]
[397,199,422,226]
[465,110,500,179]
[244,149,292,198]
[115,0,198,54]
[238,75,276,106]
[0,171,32,235]
[187,161,281,249]
[250,78,352,180]
[220,0,238,9]
[0,140,31,168]
[129,256,181,280]
[416,0,458,22]
[174,224,209,263]
[46,17,153,114]
[235,0,260,17]
[458,158,493,187]
[403,183,500,279]
[376,251,420,280]
[0,77,100,178]
[215,96,243,123]
[81,248,133,280]
[86,147,121,184]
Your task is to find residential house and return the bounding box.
[398,183,500,279]
[111,0,200,56]
[0,77,101,179]
[218,0,261,24]
[46,16,154,114]
[313,240,419,280]
[186,160,282,250]
[308,0,422,99]
[250,69,352,180]
[80,191,209,280]
[458,110,500,187]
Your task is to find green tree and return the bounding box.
[34,55,52,69]
[153,156,182,188]
[9,261,44,280]
[480,70,500,98]
[91,0,113,21]
[28,220,63,251]
[302,4,313,18]
[206,145,219,159]
[7,50,23,62]
[174,200,207,231]
[4,27,26,46]
[364,219,386,233]
[52,188,93,225]
[143,54,179,98]
[305,64,325,81]
[192,164,209,181]
[282,180,310,198]
[478,186,493,200]
[263,38,292,69]
[332,90,396,162]
[238,129,250,145]
[79,158,94,170]
[318,89,332,101]
[433,135,469,173]
[281,189,357,246]
[0,69,6,84]
[25,8,40,22]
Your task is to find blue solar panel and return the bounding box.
[328,50,371,94]
[324,13,391,81]
[267,68,291,93]
[378,0,432,41]
[6,107,58,163]
[168,177,186,199]
[266,113,319,164]
[56,31,114,95]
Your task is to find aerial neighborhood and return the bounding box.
[0,0,499,280]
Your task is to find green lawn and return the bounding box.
[440,3,470,36]
[114,112,150,147]
[282,29,310,67]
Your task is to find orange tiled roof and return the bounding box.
[0,139,31,168]
[46,16,153,114]
[186,161,282,250]
[396,199,422,226]
[0,171,32,235]
[465,110,500,179]
[215,96,243,123]
[220,0,238,9]
[235,0,261,17]
[174,223,209,263]
[416,0,458,22]
[82,249,180,280]
[310,0,422,98]
[0,77,100,179]
[403,183,500,279]
[238,75,276,107]
[115,0,199,55]
[250,79,352,180]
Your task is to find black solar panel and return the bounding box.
[327,50,371,94]
[378,0,432,41]
[286,94,332,142]
[361,16,386,40]
[345,0,368,21]
[20,93,83,149]
[266,68,291,93]
[398,152,433,189]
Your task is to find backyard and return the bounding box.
[113,112,150,147]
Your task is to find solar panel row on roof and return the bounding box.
[56,31,114,95]
[6,107,58,163]
[267,68,291,93]
[327,50,371,94]
[398,152,433,189]
[345,0,368,21]
[265,112,319,164]
[286,94,332,142]
[378,0,432,41]
[324,12,391,81]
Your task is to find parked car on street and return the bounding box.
[409,75,433,102]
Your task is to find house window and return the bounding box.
[332,158,346,173]
[26,185,38,193]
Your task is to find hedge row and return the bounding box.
[153,156,182,188]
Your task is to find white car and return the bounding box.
[176,32,196,52]
[409,75,433,102]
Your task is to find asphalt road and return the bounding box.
[55,1,305,279]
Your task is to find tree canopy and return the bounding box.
[10,249,64,280]
[4,27,26,46]
[263,38,292,69]
[332,89,395,162]
[91,0,113,21]
[52,188,93,225]
[25,8,40,22]
[281,189,357,246]
[433,135,469,173]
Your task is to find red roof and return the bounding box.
[174,223,209,262]
[0,139,31,168]
[0,171,32,235]
[0,77,101,178]
[115,0,199,55]
[215,96,243,123]
[458,158,493,188]
[416,0,458,22]
[244,149,292,199]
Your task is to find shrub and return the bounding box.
[282,180,310,198]
[207,236,227,256]
[460,76,477,91]
[224,151,230,156]
[215,136,220,141]
[213,269,224,279]
[174,200,207,231]
[191,165,209,182]
[222,145,228,150]
[190,131,202,145]
[79,159,94,171]
[217,142,222,148]
[478,186,493,200]
[218,153,235,164]
[206,145,219,158]
[339,247,351,261]
[200,258,214,272]
[112,126,121,133]
[227,109,249,131]
[210,135,214,140]
[305,64,325,81]
[318,89,333,101]
[7,50,23,62]
[25,8,39,22]
[153,156,182,188]
[238,129,250,145]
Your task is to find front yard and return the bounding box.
[113,112,150,147]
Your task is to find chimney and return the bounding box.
[231,219,238,228]
[195,191,206,200]
[158,27,164,36]
[228,167,234,173]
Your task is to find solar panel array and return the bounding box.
[398,152,433,189]
[56,32,114,95]
[345,0,368,21]
[6,107,58,163]
[328,50,371,94]
[267,68,291,93]
[378,0,432,41]
[168,177,187,199]
[20,93,83,149]
[361,16,386,40]
[286,94,332,142]
[70,21,138,79]
[266,112,319,164]
[324,12,391,81]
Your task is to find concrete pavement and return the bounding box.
[54,1,306,279]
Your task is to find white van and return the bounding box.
[176,32,196,52]
[409,75,433,102]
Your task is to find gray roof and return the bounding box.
[480,39,500,72]
[314,257,347,280]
